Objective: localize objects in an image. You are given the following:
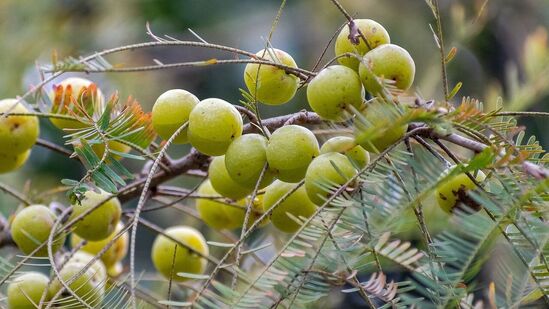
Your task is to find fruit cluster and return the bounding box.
[2,17,487,307]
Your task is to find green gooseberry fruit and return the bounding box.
[90,140,132,160]
[306,65,364,121]
[152,89,199,144]
[353,101,407,153]
[0,99,39,155]
[0,149,31,174]
[222,194,269,229]
[195,180,246,230]
[358,44,415,95]
[71,222,128,269]
[7,272,51,309]
[11,204,66,257]
[266,125,320,183]
[208,156,252,200]
[263,180,317,233]
[320,136,369,168]
[49,260,105,308]
[188,98,243,156]
[244,48,299,105]
[65,251,107,283]
[49,77,104,130]
[224,134,276,189]
[334,19,390,71]
[151,226,209,282]
[435,167,487,213]
[69,189,122,241]
[304,152,358,205]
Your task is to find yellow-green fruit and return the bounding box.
[71,222,128,269]
[69,189,122,241]
[196,180,246,230]
[0,149,31,174]
[305,152,357,205]
[320,136,369,168]
[188,98,243,156]
[223,194,269,229]
[49,77,104,130]
[107,262,124,277]
[307,65,364,121]
[152,89,199,144]
[11,205,66,257]
[0,99,39,155]
[335,19,390,70]
[358,44,416,94]
[435,168,486,213]
[263,180,317,233]
[151,226,209,281]
[66,251,107,283]
[224,134,276,189]
[266,125,320,183]
[90,140,132,160]
[49,261,105,307]
[244,48,299,105]
[7,272,51,309]
[354,102,407,153]
[209,156,252,200]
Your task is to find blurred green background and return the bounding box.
[0,0,548,306]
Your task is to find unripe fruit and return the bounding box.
[71,222,128,269]
[196,180,246,230]
[152,89,199,144]
[335,19,390,71]
[49,77,104,130]
[151,226,209,282]
[266,125,320,183]
[354,101,407,153]
[0,99,39,155]
[320,136,369,168]
[223,194,269,229]
[7,272,51,309]
[435,167,486,213]
[244,48,299,105]
[305,152,358,205]
[358,44,415,94]
[11,205,66,257]
[188,98,243,156]
[0,149,31,174]
[49,260,105,307]
[66,251,108,283]
[263,180,317,233]
[90,140,132,160]
[69,189,122,241]
[209,156,252,200]
[225,134,276,189]
[307,65,364,122]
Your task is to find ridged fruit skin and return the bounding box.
[435,168,486,213]
[244,48,299,105]
[266,125,320,183]
[225,134,276,189]
[334,19,390,70]
[7,272,51,309]
[69,189,122,241]
[208,156,252,200]
[11,204,66,257]
[307,65,364,122]
[151,226,209,281]
[152,89,199,144]
[196,180,246,230]
[49,77,104,130]
[305,152,358,205]
[0,99,39,155]
[71,222,128,268]
[188,98,243,156]
[320,136,369,168]
[358,44,415,95]
[263,180,317,233]
[0,149,31,174]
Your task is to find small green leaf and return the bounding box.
[447,82,462,100]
